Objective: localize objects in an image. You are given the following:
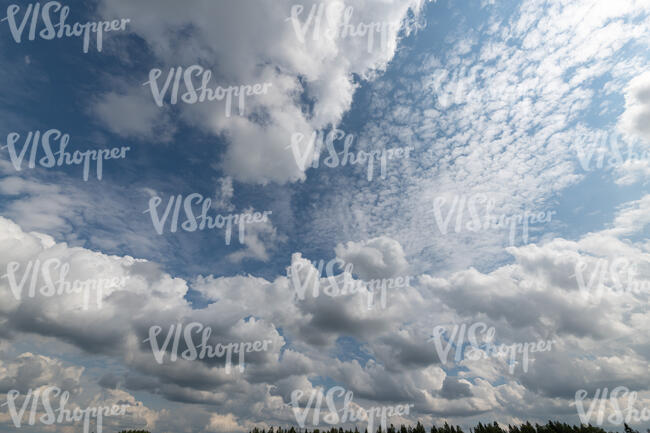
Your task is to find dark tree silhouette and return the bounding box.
[250,421,625,433]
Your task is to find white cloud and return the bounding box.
[0,192,647,429]
[207,413,248,433]
[619,71,650,143]
[90,86,176,142]
[302,0,650,273]
[213,176,235,212]
[227,209,286,263]
[335,236,409,279]
[93,0,431,185]
[0,353,83,394]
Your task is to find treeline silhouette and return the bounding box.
[248,421,647,433]
[118,421,648,433]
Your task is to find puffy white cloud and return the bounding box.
[0,191,647,429]
[91,0,431,185]
[335,236,409,279]
[207,412,269,433]
[0,353,83,394]
[619,71,650,143]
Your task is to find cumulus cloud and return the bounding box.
[0,353,83,394]
[335,236,409,280]
[207,413,248,433]
[92,0,431,185]
[0,192,648,430]
[619,71,650,143]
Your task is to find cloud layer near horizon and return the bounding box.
[1,191,648,432]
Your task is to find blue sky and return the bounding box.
[0,0,649,432]
[0,0,647,278]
